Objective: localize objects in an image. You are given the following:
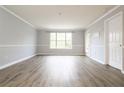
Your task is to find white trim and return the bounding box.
[122,9,124,75]
[105,11,123,22]
[87,55,104,64]
[87,5,121,29]
[37,28,85,32]
[121,70,124,74]
[0,54,36,70]
[37,53,85,56]
[104,18,109,65]
[0,6,35,28]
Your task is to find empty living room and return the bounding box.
[0,1,124,89]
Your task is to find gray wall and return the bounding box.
[37,30,85,55]
[0,7,37,67]
[85,6,124,64]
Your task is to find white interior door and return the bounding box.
[107,12,123,70]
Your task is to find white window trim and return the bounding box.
[50,32,72,49]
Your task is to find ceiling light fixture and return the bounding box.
[58,12,62,16]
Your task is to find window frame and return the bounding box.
[50,32,72,49]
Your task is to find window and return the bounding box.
[50,32,72,49]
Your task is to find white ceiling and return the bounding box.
[5,5,115,30]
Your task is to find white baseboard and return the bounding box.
[0,54,36,70]
[87,55,104,64]
[37,53,85,56]
[121,70,124,74]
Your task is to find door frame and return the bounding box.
[104,11,124,73]
[85,32,91,57]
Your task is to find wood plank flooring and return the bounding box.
[0,56,124,87]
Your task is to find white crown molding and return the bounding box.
[0,5,121,31]
[0,5,35,28]
[36,28,86,32]
[87,5,121,29]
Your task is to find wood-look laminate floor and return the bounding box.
[0,56,124,87]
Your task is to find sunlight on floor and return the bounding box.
[43,56,78,82]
